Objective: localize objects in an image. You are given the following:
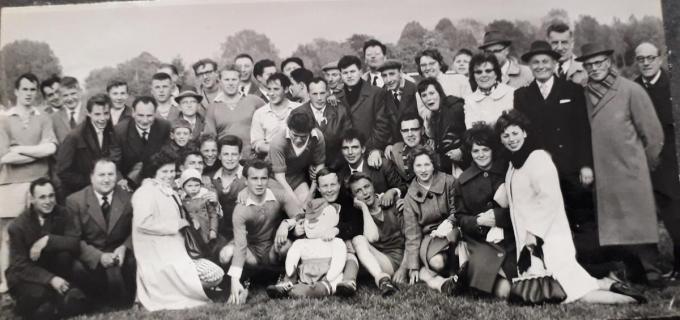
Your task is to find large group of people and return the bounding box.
[0,21,676,319]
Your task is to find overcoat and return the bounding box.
[586,75,663,246]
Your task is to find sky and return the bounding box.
[0,0,663,81]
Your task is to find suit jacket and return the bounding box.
[560,56,587,86]
[114,118,171,186]
[636,69,680,199]
[55,119,122,197]
[290,102,352,170]
[514,76,592,176]
[387,79,418,143]
[252,85,269,103]
[51,105,87,143]
[338,158,407,195]
[111,105,133,126]
[6,205,80,288]
[430,95,467,173]
[67,185,133,270]
[337,80,394,151]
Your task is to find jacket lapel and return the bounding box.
[85,188,108,233]
[107,188,126,234]
[350,82,369,114]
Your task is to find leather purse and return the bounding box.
[172,195,208,259]
[508,239,567,305]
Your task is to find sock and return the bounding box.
[343,253,359,282]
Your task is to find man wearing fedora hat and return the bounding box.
[514,40,599,270]
[175,85,206,141]
[579,42,665,287]
[479,30,533,89]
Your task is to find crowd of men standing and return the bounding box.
[0,20,677,319]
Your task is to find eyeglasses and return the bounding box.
[484,46,507,54]
[419,61,439,69]
[473,68,495,75]
[635,55,658,63]
[400,127,421,133]
[196,69,215,77]
[582,58,609,70]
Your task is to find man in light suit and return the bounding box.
[51,76,87,143]
[67,158,135,306]
[547,22,587,86]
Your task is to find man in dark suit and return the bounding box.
[106,80,133,126]
[338,129,406,206]
[234,53,260,96]
[51,76,87,143]
[635,42,680,280]
[114,96,171,188]
[7,178,89,319]
[290,77,352,170]
[252,59,277,103]
[337,55,394,169]
[378,60,418,143]
[56,94,122,197]
[67,159,135,306]
[514,41,593,224]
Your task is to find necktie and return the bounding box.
[392,90,400,106]
[539,83,549,100]
[69,111,77,129]
[558,62,566,79]
[101,195,111,224]
[240,85,246,95]
[142,130,148,143]
[372,75,378,86]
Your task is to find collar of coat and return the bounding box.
[408,172,447,203]
[470,82,513,102]
[458,159,507,184]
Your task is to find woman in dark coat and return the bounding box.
[416,78,467,177]
[452,123,515,298]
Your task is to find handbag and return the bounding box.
[508,239,567,305]
[172,195,209,259]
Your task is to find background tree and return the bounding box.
[83,51,161,99]
[218,30,281,67]
[434,18,478,54]
[486,19,533,58]
[539,8,571,35]
[0,40,62,104]
[345,33,375,57]
[292,39,355,73]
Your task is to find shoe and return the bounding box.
[378,277,398,297]
[441,275,463,296]
[663,269,680,282]
[266,281,293,299]
[610,282,647,304]
[335,280,356,297]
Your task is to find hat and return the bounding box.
[377,60,403,72]
[174,85,203,104]
[321,60,339,72]
[479,30,512,49]
[575,43,614,62]
[179,168,202,187]
[521,40,561,63]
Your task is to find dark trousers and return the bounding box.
[10,251,89,320]
[72,249,136,306]
[655,191,680,268]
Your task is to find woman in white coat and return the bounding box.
[132,152,221,311]
[496,110,643,304]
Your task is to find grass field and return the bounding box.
[1,229,679,320]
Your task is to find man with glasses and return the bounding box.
[192,58,220,112]
[385,113,432,183]
[579,43,665,288]
[546,22,587,86]
[478,30,532,88]
[634,42,680,281]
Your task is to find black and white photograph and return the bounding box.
[0,0,678,318]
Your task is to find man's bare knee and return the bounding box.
[219,244,234,265]
[428,254,446,272]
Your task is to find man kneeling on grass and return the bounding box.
[217,159,302,305]
[350,173,406,297]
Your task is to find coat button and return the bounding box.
[558,144,563,148]
[497,253,504,257]
[556,128,561,132]
[487,201,493,208]
[483,172,489,178]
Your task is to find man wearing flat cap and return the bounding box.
[322,61,344,96]
[513,40,597,269]
[378,60,418,143]
[579,42,665,287]
[479,30,533,88]
[175,85,206,140]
